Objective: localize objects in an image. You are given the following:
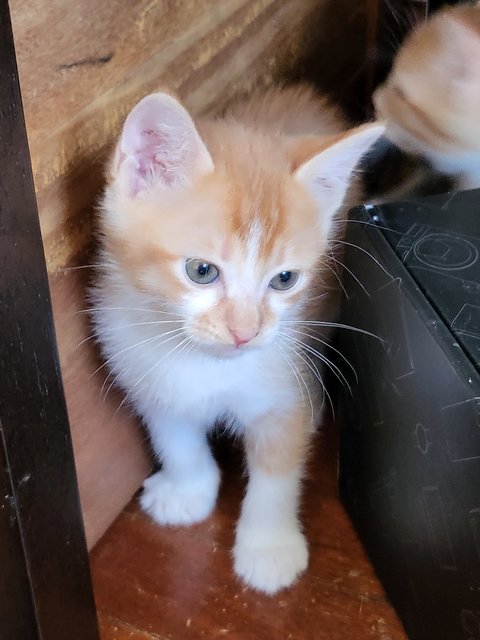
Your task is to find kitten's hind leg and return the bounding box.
[234,408,311,594]
[140,411,220,526]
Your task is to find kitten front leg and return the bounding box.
[234,408,311,594]
[140,411,220,526]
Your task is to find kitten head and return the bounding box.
[101,92,382,356]
[373,5,480,162]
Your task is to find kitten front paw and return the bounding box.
[140,467,220,526]
[233,527,308,594]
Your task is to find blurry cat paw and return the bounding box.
[233,528,308,594]
[140,467,220,526]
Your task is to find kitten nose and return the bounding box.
[229,327,259,346]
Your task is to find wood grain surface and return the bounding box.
[91,423,408,640]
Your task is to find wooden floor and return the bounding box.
[90,423,408,640]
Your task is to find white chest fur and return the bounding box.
[94,298,300,428]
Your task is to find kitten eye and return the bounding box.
[269,270,300,291]
[185,258,220,284]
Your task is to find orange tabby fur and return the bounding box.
[103,87,367,337]
[374,3,480,189]
[94,85,383,594]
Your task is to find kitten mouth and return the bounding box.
[200,342,254,359]
[216,344,248,358]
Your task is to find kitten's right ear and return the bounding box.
[112,93,214,197]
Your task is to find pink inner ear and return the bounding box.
[133,127,183,187]
[117,93,213,196]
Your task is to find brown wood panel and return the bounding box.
[97,617,157,640]
[11,0,241,144]
[50,267,153,548]
[91,424,408,640]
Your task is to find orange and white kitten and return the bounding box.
[92,86,383,594]
[374,3,480,190]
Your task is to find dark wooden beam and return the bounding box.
[0,3,100,638]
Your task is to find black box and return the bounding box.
[338,189,480,640]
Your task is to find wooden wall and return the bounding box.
[10,0,372,548]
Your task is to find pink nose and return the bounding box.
[229,327,259,346]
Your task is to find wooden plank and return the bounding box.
[0,438,39,640]
[11,0,261,149]
[97,616,163,640]
[91,426,408,640]
[0,2,99,638]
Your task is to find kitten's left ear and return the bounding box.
[294,123,385,230]
[114,92,214,197]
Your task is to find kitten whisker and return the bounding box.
[101,329,189,400]
[278,330,352,396]
[277,335,332,418]
[90,327,185,380]
[320,256,349,300]
[281,320,383,344]
[100,335,164,401]
[115,335,192,415]
[184,336,199,356]
[60,263,113,272]
[325,252,371,297]
[285,339,325,414]
[381,33,399,53]
[80,306,183,317]
[273,338,310,416]
[301,348,335,418]
[330,239,394,280]
[301,292,330,304]
[284,326,358,383]
[344,218,405,236]
[384,0,420,33]
[76,319,185,350]
[102,369,123,402]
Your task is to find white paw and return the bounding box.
[233,527,308,594]
[140,467,220,526]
